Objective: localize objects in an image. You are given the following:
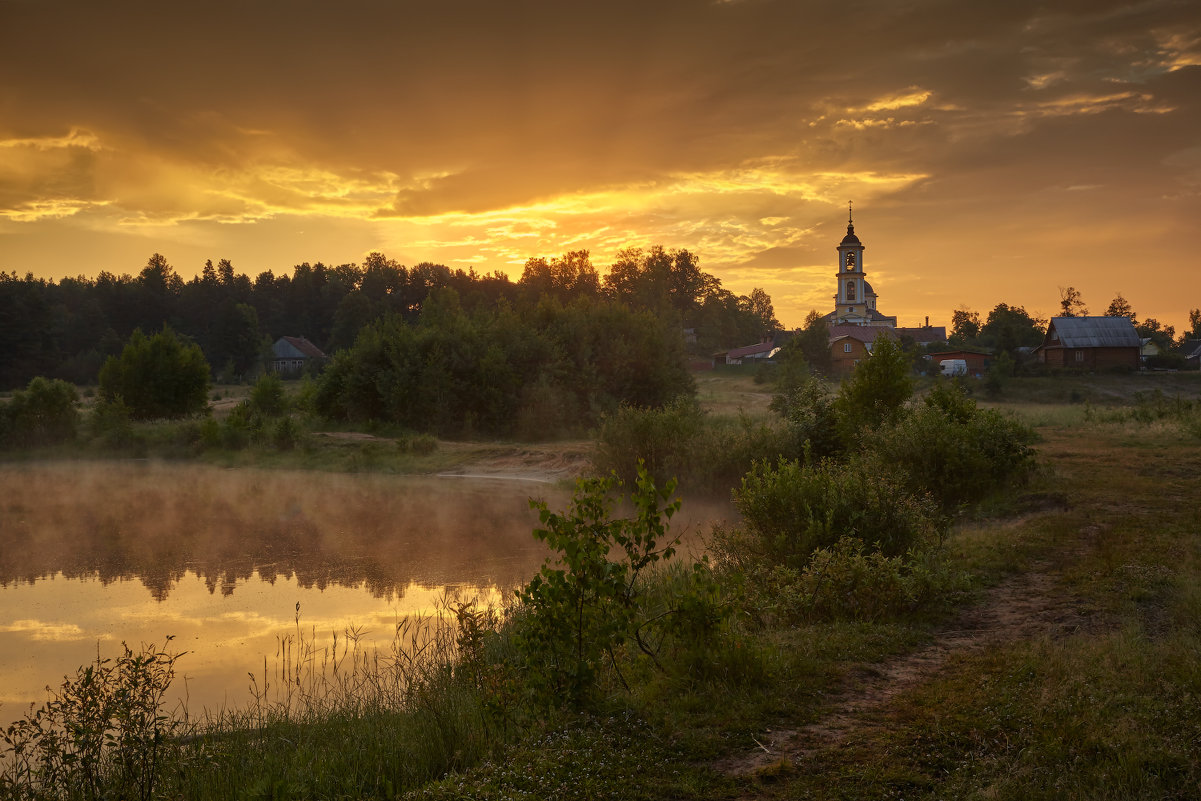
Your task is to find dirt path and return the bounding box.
[716,553,1096,779]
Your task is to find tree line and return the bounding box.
[0,247,780,391]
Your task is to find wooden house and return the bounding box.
[269,336,327,375]
[1035,317,1140,370]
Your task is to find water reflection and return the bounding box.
[0,462,565,600]
[0,461,732,726]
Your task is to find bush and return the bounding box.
[514,467,715,706]
[729,457,945,570]
[739,538,961,624]
[88,396,138,450]
[248,372,288,417]
[0,640,185,800]
[872,384,1038,510]
[0,377,79,449]
[769,374,844,462]
[593,399,705,487]
[833,334,913,442]
[99,328,210,420]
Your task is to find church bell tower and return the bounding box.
[834,202,868,323]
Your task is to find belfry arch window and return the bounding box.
[846,281,856,301]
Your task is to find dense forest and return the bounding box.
[0,247,780,391]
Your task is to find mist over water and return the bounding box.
[0,461,732,725]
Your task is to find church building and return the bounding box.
[822,205,898,328]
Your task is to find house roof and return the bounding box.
[894,325,948,345]
[726,340,778,359]
[1180,339,1201,359]
[828,325,895,344]
[1046,316,1140,348]
[274,336,327,360]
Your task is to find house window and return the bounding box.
[843,343,852,353]
[846,281,856,301]
[1075,351,1084,362]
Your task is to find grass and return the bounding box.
[5,370,1201,799]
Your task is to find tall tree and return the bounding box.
[1104,293,1137,323]
[1058,286,1088,317]
[949,308,981,344]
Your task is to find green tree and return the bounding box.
[99,328,210,419]
[949,308,981,345]
[834,333,913,441]
[1137,318,1176,352]
[0,377,80,448]
[1184,308,1200,340]
[978,303,1044,358]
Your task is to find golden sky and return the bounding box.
[1,0,1199,329]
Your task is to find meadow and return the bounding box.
[1,369,1199,799]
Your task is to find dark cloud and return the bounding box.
[1,0,1198,326]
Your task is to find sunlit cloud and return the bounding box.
[0,620,93,642]
[857,88,933,113]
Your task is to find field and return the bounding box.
[2,369,1200,799]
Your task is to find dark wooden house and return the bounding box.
[1035,317,1140,370]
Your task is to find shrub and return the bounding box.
[730,457,944,570]
[0,640,185,801]
[592,399,704,487]
[769,374,844,462]
[99,328,210,420]
[272,417,302,451]
[833,334,913,442]
[873,384,1038,510]
[88,396,138,450]
[514,467,713,706]
[248,372,288,417]
[0,377,79,449]
[739,537,961,624]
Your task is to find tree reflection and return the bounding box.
[0,463,562,601]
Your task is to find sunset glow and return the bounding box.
[2,0,1198,328]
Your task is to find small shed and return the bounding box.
[269,336,327,375]
[928,349,991,377]
[1036,317,1140,370]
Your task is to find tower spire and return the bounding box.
[847,201,854,234]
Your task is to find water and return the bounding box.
[0,461,729,726]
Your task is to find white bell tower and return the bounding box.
[834,202,868,324]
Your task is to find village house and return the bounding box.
[1035,316,1140,370]
[269,336,327,375]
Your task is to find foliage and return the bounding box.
[741,538,961,624]
[0,376,79,449]
[871,383,1039,510]
[248,372,288,417]
[949,308,982,344]
[515,467,715,706]
[87,396,138,450]
[1104,293,1137,323]
[316,299,693,437]
[0,640,185,801]
[834,333,913,441]
[728,458,945,571]
[1058,285,1088,317]
[99,328,210,419]
[593,401,792,493]
[769,373,845,462]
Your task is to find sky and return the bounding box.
[1,0,1199,331]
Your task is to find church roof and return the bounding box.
[839,223,862,246]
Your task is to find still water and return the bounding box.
[0,461,724,727]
